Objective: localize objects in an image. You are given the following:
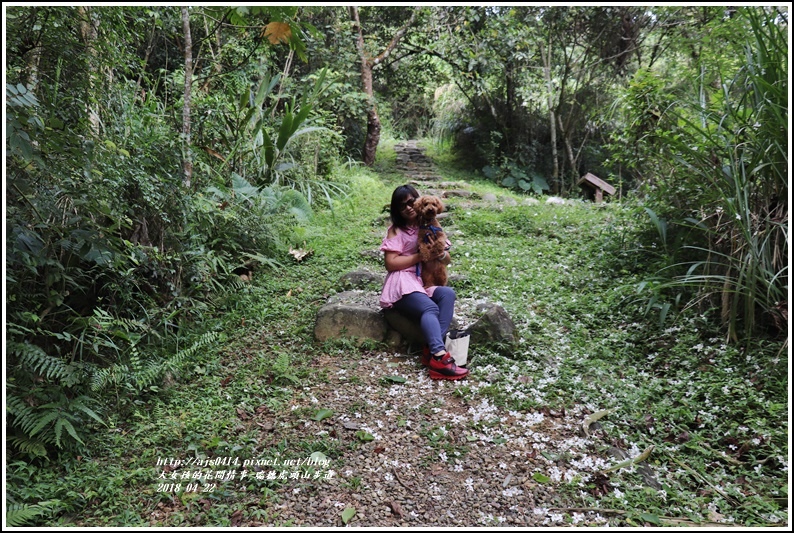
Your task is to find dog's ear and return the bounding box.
[428,196,443,214]
[415,197,429,215]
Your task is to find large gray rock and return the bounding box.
[442,189,473,198]
[469,303,517,349]
[383,308,426,345]
[314,285,517,354]
[384,308,467,350]
[314,291,387,345]
[482,193,498,202]
[339,269,385,291]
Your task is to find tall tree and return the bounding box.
[181,6,193,188]
[539,38,559,187]
[77,6,101,135]
[348,6,417,166]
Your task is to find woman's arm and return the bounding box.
[385,250,420,272]
[384,226,419,272]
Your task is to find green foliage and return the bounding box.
[6,502,58,527]
[185,173,315,288]
[224,6,313,62]
[430,83,469,150]
[7,30,220,461]
[90,331,221,398]
[6,166,787,527]
[7,390,103,454]
[7,312,222,457]
[631,7,788,341]
[482,160,550,194]
[203,67,335,187]
[605,68,678,188]
[6,83,45,162]
[11,342,84,386]
[424,6,635,191]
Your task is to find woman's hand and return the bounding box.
[426,232,452,265]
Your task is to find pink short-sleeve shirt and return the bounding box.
[379,225,438,308]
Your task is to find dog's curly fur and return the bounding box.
[414,195,448,288]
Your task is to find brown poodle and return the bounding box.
[414,195,448,288]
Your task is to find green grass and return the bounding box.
[5,142,788,527]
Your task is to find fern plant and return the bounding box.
[91,331,220,397]
[6,319,219,458]
[6,391,104,456]
[6,502,50,527]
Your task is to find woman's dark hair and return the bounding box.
[389,184,419,229]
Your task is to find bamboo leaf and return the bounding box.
[603,445,654,473]
[639,513,661,525]
[341,506,356,524]
[290,105,313,135]
[532,472,551,483]
[261,129,275,168]
[255,72,281,108]
[312,408,334,422]
[658,302,671,327]
[243,106,257,126]
[582,408,614,436]
[276,112,294,151]
[311,69,331,104]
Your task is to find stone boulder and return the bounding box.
[441,189,473,198]
[314,283,519,355]
[468,303,517,350]
[383,308,426,345]
[314,291,387,345]
[482,193,498,202]
[339,269,385,291]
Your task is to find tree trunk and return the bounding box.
[26,40,42,90]
[558,112,592,194]
[540,40,559,191]
[77,6,100,136]
[181,6,193,189]
[136,11,159,98]
[360,59,381,167]
[557,115,576,193]
[200,12,223,92]
[349,6,416,166]
[505,59,516,154]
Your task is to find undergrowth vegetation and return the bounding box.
[6,149,788,526]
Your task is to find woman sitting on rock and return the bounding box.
[379,184,468,381]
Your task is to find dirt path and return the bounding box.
[244,143,615,527]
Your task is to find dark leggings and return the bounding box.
[392,287,456,354]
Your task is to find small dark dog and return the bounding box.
[414,195,448,288]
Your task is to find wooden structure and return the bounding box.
[577,172,616,203]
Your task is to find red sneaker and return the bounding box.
[428,352,469,381]
[421,345,431,367]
